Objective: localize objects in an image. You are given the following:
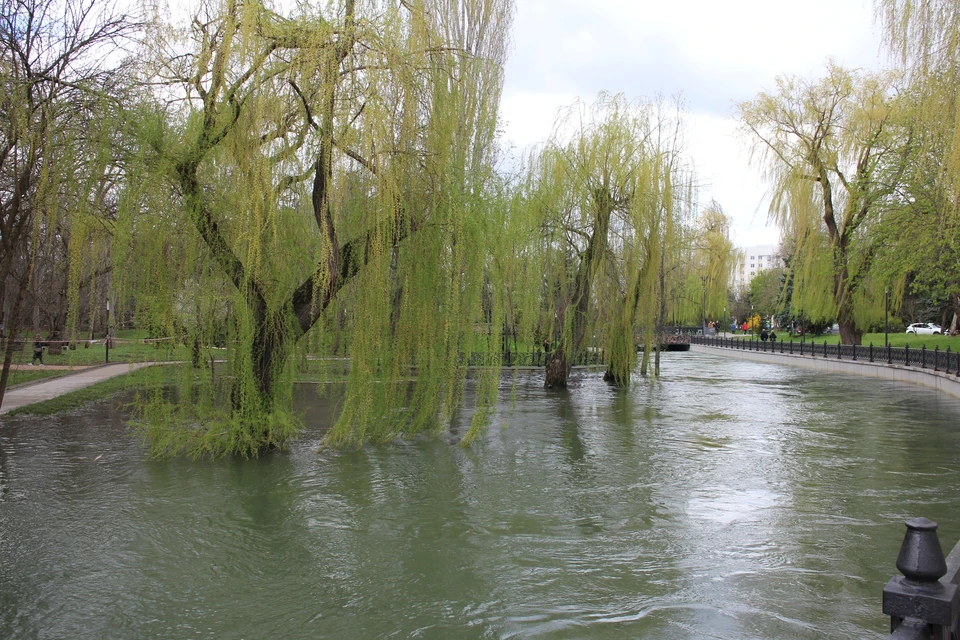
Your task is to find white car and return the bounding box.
[905,322,942,335]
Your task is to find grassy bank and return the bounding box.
[771,332,959,348]
[5,368,69,387]
[5,329,190,369]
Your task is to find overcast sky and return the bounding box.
[498,0,887,249]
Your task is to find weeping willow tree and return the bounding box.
[0,0,134,408]
[120,0,512,456]
[878,0,960,331]
[518,93,695,388]
[737,63,911,345]
[670,201,737,328]
[610,100,697,383]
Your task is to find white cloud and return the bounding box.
[499,0,886,250]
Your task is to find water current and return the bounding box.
[3,352,960,639]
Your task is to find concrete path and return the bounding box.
[0,362,158,415]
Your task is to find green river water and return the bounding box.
[3,352,960,639]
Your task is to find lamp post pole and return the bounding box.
[700,275,707,335]
[885,289,890,347]
[105,300,110,364]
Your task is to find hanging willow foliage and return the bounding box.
[671,201,737,328]
[0,0,134,407]
[877,1,960,329]
[737,63,910,345]
[514,93,698,388]
[116,0,512,456]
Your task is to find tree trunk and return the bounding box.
[544,345,569,389]
[837,320,862,346]
[833,259,862,345]
[950,294,959,335]
[0,274,29,409]
[544,188,612,389]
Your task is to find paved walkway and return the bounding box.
[0,362,158,415]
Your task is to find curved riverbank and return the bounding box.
[691,343,960,400]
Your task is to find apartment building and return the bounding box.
[734,244,780,291]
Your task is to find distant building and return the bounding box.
[734,244,782,291]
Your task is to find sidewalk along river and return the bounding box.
[2,351,960,638]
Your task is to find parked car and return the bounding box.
[905,322,942,335]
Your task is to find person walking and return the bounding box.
[31,334,45,366]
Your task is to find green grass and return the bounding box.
[5,336,190,367]
[5,364,184,417]
[5,368,67,387]
[750,332,959,348]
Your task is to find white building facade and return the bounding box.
[734,244,781,291]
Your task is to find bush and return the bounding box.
[868,316,905,333]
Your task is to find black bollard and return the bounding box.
[883,518,959,639]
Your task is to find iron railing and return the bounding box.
[690,335,960,377]
[463,349,606,368]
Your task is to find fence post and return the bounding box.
[905,344,910,367]
[888,344,893,365]
[922,345,926,369]
[882,518,958,640]
[935,346,939,372]
[870,343,874,363]
[824,341,828,358]
[947,347,952,375]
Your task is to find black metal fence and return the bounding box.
[691,335,960,377]
[883,518,960,639]
[464,349,606,368]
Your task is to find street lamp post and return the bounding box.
[700,275,707,335]
[885,288,890,347]
[105,300,110,364]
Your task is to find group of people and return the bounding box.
[733,322,778,342]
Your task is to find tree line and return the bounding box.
[0,0,954,455]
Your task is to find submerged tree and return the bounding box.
[122,0,512,455]
[523,94,695,388]
[738,63,910,345]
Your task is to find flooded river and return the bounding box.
[3,352,960,638]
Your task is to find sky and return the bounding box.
[498,0,888,249]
